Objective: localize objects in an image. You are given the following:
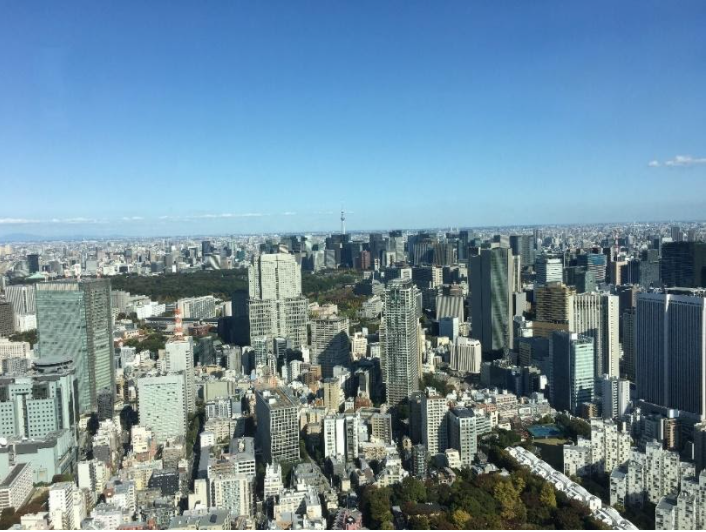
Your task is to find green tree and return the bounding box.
[393,476,426,505]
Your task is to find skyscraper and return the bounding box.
[164,334,196,415]
[3,285,36,315]
[35,280,114,414]
[577,253,607,285]
[26,254,40,274]
[535,256,563,286]
[509,235,535,272]
[381,278,421,407]
[660,242,706,288]
[470,247,515,354]
[573,293,620,379]
[622,308,636,382]
[248,253,301,300]
[551,331,595,415]
[636,289,706,421]
[311,315,350,378]
[247,253,308,347]
[601,375,631,419]
[533,282,575,339]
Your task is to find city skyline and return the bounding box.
[2,1,706,237]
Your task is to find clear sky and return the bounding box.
[1,1,705,238]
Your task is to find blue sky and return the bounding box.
[1,1,705,237]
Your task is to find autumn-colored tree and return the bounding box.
[452,509,471,528]
[540,482,557,508]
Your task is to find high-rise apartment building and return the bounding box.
[421,390,448,457]
[470,247,515,354]
[35,280,114,414]
[248,254,308,347]
[447,407,478,467]
[311,316,350,378]
[381,278,421,407]
[49,482,86,530]
[551,331,595,414]
[636,289,706,421]
[449,337,482,374]
[208,473,255,519]
[255,388,299,464]
[177,295,217,319]
[137,374,188,443]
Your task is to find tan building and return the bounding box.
[533,282,575,339]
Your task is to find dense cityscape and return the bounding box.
[3,1,706,530]
[0,222,705,529]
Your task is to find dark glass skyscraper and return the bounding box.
[660,242,706,288]
[470,247,515,355]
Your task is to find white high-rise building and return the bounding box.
[248,253,301,300]
[611,441,691,509]
[137,373,188,443]
[165,336,196,414]
[450,337,482,374]
[447,407,478,467]
[77,459,109,496]
[654,471,706,530]
[381,278,421,406]
[49,482,86,530]
[573,293,620,379]
[209,473,255,519]
[177,295,217,319]
[248,253,308,347]
[563,418,631,476]
[422,390,448,457]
